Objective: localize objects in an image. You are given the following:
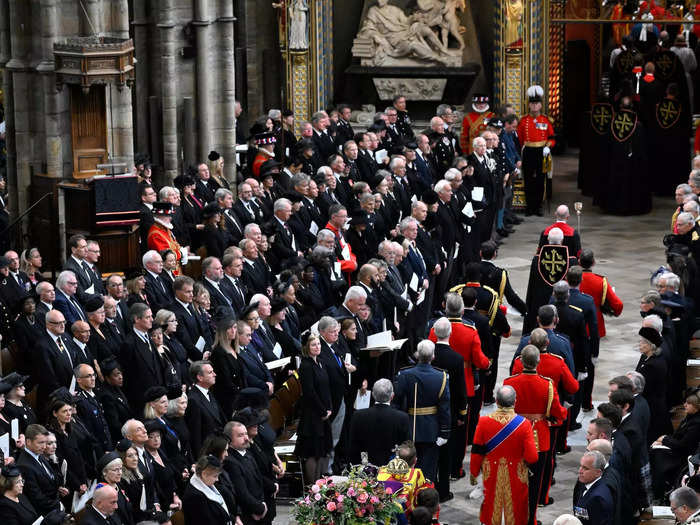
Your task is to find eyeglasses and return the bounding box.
[80,373,96,379]
[47,320,66,325]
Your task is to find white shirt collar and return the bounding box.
[176,298,191,310]
[73,338,86,350]
[146,269,160,280]
[584,476,601,491]
[195,384,210,400]
[91,506,109,520]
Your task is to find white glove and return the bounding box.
[563,401,573,409]
[577,372,588,381]
[591,357,599,366]
[436,437,448,447]
[543,146,551,157]
[407,301,414,313]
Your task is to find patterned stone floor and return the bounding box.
[275,151,676,524]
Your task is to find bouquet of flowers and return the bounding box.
[292,464,402,524]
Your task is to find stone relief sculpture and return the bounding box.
[288,0,309,50]
[352,0,465,67]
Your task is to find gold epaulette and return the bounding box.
[568,304,583,312]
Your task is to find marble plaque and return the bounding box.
[372,78,447,101]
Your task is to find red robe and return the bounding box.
[579,270,624,338]
[147,221,182,265]
[460,111,494,154]
[470,407,538,525]
[325,222,358,275]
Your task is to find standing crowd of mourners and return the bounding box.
[0,88,697,525]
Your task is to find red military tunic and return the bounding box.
[147,222,182,265]
[470,407,538,525]
[503,370,567,452]
[251,151,274,177]
[511,352,578,401]
[516,115,555,151]
[428,317,490,397]
[579,270,623,338]
[460,110,494,154]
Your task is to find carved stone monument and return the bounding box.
[348,0,482,107]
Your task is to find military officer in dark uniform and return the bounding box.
[672,211,700,261]
[335,105,355,149]
[393,95,415,141]
[479,240,527,316]
[392,339,451,483]
[428,117,455,177]
[0,256,15,343]
[74,363,112,454]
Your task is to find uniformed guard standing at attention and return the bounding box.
[504,345,567,525]
[470,385,538,525]
[517,85,555,216]
[428,117,456,177]
[393,339,451,484]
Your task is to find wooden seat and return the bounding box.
[0,346,16,375]
[687,361,700,388]
[170,510,185,525]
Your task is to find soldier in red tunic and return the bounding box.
[504,345,567,525]
[459,94,495,155]
[470,385,538,525]
[578,248,623,410]
[428,293,490,477]
[251,132,277,178]
[517,85,555,217]
[147,202,182,270]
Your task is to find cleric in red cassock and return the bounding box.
[147,201,182,269]
[470,384,538,525]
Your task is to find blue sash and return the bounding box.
[485,414,525,454]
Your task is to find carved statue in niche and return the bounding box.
[288,0,309,50]
[505,0,523,48]
[352,0,465,67]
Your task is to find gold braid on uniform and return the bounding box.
[492,457,516,525]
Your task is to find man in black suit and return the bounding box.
[201,256,235,317]
[16,424,64,515]
[68,320,97,367]
[82,484,119,524]
[102,296,125,346]
[224,420,277,524]
[573,450,615,525]
[84,240,106,295]
[233,182,265,226]
[349,378,409,466]
[311,110,336,164]
[186,360,226,457]
[194,162,216,204]
[216,187,245,246]
[239,239,268,298]
[106,275,129,333]
[356,133,379,184]
[122,419,160,511]
[431,317,467,501]
[169,275,211,362]
[0,250,30,310]
[138,186,157,254]
[121,303,165,411]
[35,281,55,327]
[143,250,172,313]
[266,197,303,272]
[36,309,76,408]
[63,234,94,301]
[221,251,248,312]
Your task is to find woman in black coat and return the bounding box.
[86,298,121,363]
[1,373,36,435]
[650,390,700,499]
[636,328,673,444]
[0,465,40,525]
[201,204,227,259]
[12,297,42,365]
[47,400,89,497]
[182,456,233,525]
[209,317,246,419]
[163,394,194,466]
[294,333,333,484]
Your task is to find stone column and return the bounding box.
[133,0,150,155]
[6,0,31,216]
[159,0,178,181]
[37,0,63,179]
[219,0,236,183]
[110,0,134,170]
[0,0,16,202]
[81,0,102,36]
[194,0,212,162]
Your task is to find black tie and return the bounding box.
[71,297,86,321]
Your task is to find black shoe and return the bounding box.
[569,422,582,431]
[496,229,510,237]
[556,446,572,455]
[535,210,544,217]
[504,226,515,233]
[538,497,554,507]
[439,492,454,503]
[583,405,594,412]
[525,211,533,217]
[512,216,524,224]
[550,477,556,486]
